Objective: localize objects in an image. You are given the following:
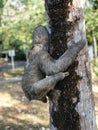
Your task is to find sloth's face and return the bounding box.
[33,26,49,45]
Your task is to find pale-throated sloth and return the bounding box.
[22,25,86,103]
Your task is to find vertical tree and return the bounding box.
[45,0,97,130]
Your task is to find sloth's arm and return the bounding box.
[40,39,86,75]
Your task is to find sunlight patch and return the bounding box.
[0,92,20,107]
[93,85,98,93]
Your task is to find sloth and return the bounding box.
[22,25,86,103]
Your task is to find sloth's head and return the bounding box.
[33,25,49,45]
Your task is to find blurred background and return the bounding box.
[0,0,98,130]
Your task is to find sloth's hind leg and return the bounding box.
[29,72,69,101]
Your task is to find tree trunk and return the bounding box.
[45,0,97,130]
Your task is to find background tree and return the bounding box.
[45,0,97,130]
[1,0,46,60]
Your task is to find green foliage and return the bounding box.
[1,0,46,60]
[85,8,98,44]
[0,0,4,8]
[85,1,98,45]
[0,0,8,8]
[0,0,7,16]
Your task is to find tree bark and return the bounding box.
[45,0,97,130]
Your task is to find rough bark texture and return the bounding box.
[45,0,97,130]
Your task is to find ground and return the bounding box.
[0,68,49,130]
[0,66,98,130]
[0,81,49,130]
